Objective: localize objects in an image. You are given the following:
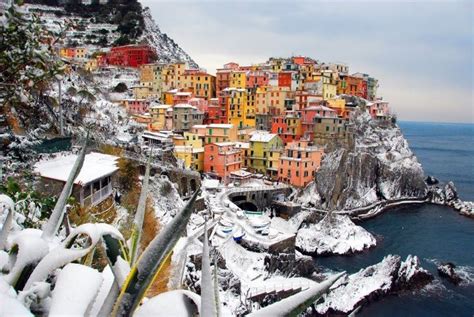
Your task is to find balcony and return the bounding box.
[83,183,112,207]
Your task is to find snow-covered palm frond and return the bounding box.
[41,135,88,240]
[48,263,103,316]
[129,155,151,266]
[3,229,49,290]
[0,194,15,250]
[134,290,201,316]
[247,271,346,317]
[25,223,123,291]
[112,188,201,316]
[200,221,219,317]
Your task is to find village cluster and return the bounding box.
[59,44,391,188]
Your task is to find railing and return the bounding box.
[83,183,112,206]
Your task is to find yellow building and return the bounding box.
[326,98,346,116]
[174,146,204,172]
[85,58,98,72]
[182,71,216,100]
[139,63,162,98]
[191,123,238,144]
[267,148,282,179]
[133,86,153,99]
[230,71,247,89]
[248,132,283,174]
[321,70,337,100]
[149,104,171,131]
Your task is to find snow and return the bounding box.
[134,290,201,316]
[316,256,398,314]
[49,264,103,316]
[0,279,33,316]
[34,152,119,185]
[249,131,277,143]
[296,214,376,255]
[88,265,116,317]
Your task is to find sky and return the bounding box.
[142,0,473,123]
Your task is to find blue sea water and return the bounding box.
[316,121,474,317]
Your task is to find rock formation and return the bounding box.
[315,255,433,315]
[295,214,376,255]
[298,110,427,211]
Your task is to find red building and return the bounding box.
[278,71,292,88]
[246,71,269,88]
[203,142,243,181]
[106,45,155,68]
[205,98,223,124]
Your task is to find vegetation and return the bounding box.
[0,3,65,130]
[24,0,146,45]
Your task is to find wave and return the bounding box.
[425,258,474,286]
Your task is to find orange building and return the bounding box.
[278,140,324,187]
[271,111,303,144]
[203,142,243,182]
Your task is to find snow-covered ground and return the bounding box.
[296,214,376,255]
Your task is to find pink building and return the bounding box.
[188,97,208,113]
[203,142,243,182]
[369,100,390,119]
[173,91,193,105]
[301,105,337,139]
[123,99,151,115]
[278,140,324,187]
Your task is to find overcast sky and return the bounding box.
[142,0,473,123]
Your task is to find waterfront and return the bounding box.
[317,121,474,316]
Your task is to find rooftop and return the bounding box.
[250,132,278,143]
[34,152,119,185]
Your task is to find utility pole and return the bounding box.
[58,79,63,136]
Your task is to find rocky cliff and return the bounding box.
[141,8,198,68]
[298,110,427,210]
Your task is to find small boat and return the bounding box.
[233,228,245,242]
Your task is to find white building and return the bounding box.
[35,152,119,207]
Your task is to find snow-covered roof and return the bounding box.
[214,142,235,147]
[209,123,233,129]
[250,132,277,143]
[34,152,119,185]
[230,170,252,178]
[192,124,207,129]
[305,105,335,112]
[174,145,204,153]
[150,104,171,109]
[234,142,250,149]
[174,103,196,109]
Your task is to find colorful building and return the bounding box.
[149,104,171,131]
[203,142,243,182]
[172,104,204,132]
[139,63,163,98]
[248,132,283,175]
[271,112,303,144]
[107,45,155,68]
[121,99,150,115]
[278,140,324,187]
[191,123,238,144]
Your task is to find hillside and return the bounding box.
[23,0,198,67]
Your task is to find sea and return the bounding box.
[316,121,474,317]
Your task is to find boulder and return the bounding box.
[437,262,462,285]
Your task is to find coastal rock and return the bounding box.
[298,110,427,211]
[315,255,432,315]
[264,252,316,277]
[295,214,376,255]
[437,262,463,285]
[427,181,474,218]
[425,176,439,185]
